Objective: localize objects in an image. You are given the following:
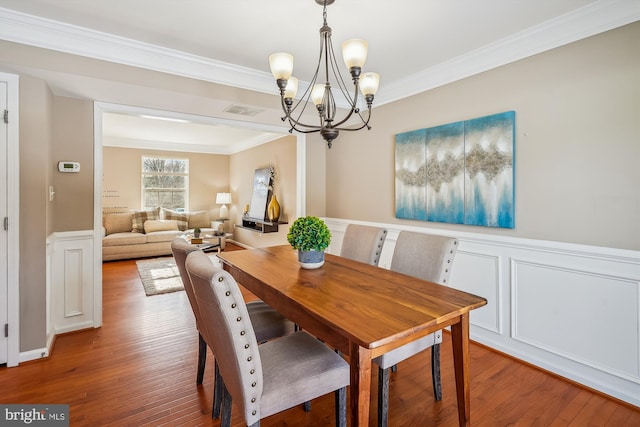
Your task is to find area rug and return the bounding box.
[136,254,222,296]
[136,257,184,296]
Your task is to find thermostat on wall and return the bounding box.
[58,161,80,173]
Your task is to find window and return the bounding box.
[141,156,189,210]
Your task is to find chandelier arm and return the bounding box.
[322,31,366,130]
[283,91,315,128]
[281,27,328,130]
[287,125,324,134]
[320,31,334,124]
[284,114,323,133]
[336,116,372,132]
[332,107,372,132]
[327,39,357,108]
[329,91,361,129]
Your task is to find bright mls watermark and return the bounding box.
[0,405,69,426]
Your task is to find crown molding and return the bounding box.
[0,6,275,94]
[1,1,638,106]
[376,0,640,105]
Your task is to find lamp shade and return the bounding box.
[360,72,380,96]
[342,39,368,69]
[311,84,326,106]
[269,52,294,80]
[216,192,232,205]
[284,76,298,99]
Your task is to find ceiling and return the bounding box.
[0,0,637,153]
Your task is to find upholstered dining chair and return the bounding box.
[186,249,349,427]
[374,231,459,427]
[170,238,295,419]
[339,224,388,266]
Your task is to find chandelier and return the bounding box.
[269,0,380,148]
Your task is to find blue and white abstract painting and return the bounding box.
[395,111,515,228]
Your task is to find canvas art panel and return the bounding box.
[248,167,272,220]
[395,111,515,228]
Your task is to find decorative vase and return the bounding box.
[297,250,325,269]
[267,194,281,222]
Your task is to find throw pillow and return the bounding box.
[188,210,210,229]
[104,212,133,235]
[131,209,159,233]
[144,219,179,233]
[160,208,189,231]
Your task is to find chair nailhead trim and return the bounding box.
[245,344,250,349]
[250,369,255,374]
[225,290,231,296]
[219,277,224,282]
[231,303,237,308]
[252,410,257,415]
[240,331,245,336]
[251,398,256,403]
[236,316,242,322]
[251,382,257,387]
[247,356,252,362]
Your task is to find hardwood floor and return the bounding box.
[2,243,638,426]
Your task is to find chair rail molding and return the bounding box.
[324,218,640,407]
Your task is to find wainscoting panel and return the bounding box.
[63,249,84,317]
[450,251,502,334]
[49,231,95,334]
[324,218,640,406]
[512,258,639,380]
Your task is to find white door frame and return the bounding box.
[93,102,306,331]
[1,71,20,367]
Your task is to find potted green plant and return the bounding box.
[193,227,201,238]
[287,216,332,269]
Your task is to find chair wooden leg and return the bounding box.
[432,343,442,401]
[335,386,347,427]
[212,361,224,419]
[197,333,207,385]
[378,367,390,427]
[221,381,233,427]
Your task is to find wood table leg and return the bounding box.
[349,342,372,427]
[451,313,471,427]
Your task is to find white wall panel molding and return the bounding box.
[48,231,95,335]
[451,251,502,334]
[324,218,640,406]
[511,258,639,380]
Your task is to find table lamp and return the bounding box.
[216,192,232,219]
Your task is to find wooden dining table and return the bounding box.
[218,245,487,426]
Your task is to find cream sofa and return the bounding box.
[102,208,225,261]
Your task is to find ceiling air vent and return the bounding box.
[223,104,264,117]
